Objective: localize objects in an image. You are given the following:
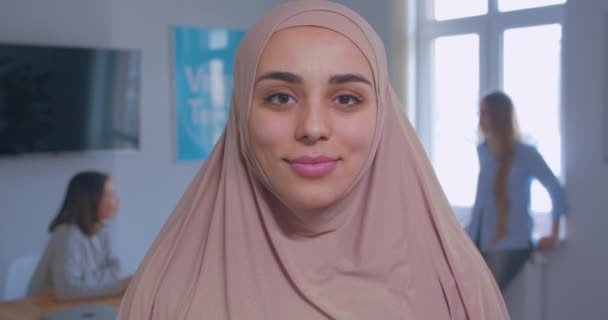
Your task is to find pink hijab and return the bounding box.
[118,1,508,319]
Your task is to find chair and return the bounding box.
[2,254,41,301]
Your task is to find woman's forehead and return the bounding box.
[256,26,373,76]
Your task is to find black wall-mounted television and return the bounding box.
[0,43,141,155]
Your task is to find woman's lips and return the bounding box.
[286,156,339,178]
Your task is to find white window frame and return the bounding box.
[413,0,566,232]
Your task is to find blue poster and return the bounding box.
[172,26,245,161]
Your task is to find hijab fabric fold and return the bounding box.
[117,1,508,319]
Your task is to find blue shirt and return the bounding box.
[466,141,567,253]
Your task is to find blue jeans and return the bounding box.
[482,247,532,291]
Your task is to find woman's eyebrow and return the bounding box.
[255,71,302,85]
[254,71,373,88]
[329,74,372,87]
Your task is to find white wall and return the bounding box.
[0,0,393,297]
[0,0,118,297]
[0,0,277,296]
[545,1,608,319]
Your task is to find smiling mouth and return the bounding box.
[285,156,340,178]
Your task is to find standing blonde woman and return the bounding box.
[118,1,508,318]
[467,91,567,291]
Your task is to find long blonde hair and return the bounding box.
[481,91,518,244]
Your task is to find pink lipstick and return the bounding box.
[286,156,338,178]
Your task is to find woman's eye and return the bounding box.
[335,94,362,106]
[265,93,295,105]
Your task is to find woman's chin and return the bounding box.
[283,190,342,213]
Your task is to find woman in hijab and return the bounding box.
[118,1,508,319]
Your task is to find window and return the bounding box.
[431,34,480,207]
[416,0,566,237]
[433,0,487,21]
[498,0,566,12]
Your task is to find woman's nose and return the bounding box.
[294,99,331,144]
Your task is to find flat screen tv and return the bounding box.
[0,43,141,155]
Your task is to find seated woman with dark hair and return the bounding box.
[27,171,131,300]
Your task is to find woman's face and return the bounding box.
[97,179,119,221]
[249,26,377,213]
[479,101,493,136]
